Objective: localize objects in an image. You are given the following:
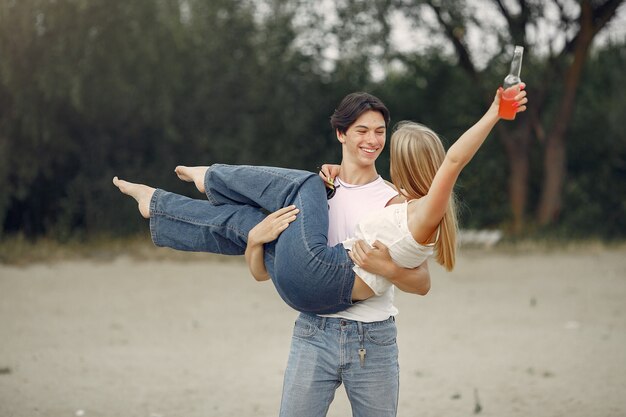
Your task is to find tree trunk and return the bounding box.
[537,135,566,224]
[536,1,596,225]
[502,123,532,233]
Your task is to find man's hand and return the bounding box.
[348,240,395,278]
[318,164,341,189]
[248,205,299,246]
[349,239,431,295]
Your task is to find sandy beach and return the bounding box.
[1,246,625,417]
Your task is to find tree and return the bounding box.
[394,0,625,233]
[559,44,626,238]
[0,0,344,237]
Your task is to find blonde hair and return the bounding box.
[389,121,459,271]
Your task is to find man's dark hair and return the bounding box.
[330,92,391,135]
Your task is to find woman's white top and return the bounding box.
[343,200,435,295]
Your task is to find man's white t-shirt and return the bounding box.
[321,176,399,322]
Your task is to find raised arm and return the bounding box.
[245,205,299,282]
[410,85,527,241]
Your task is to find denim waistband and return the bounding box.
[299,312,395,330]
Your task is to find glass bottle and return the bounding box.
[498,46,524,120]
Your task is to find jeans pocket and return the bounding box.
[364,323,397,346]
[293,318,319,339]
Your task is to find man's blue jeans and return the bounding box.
[149,164,355,314]
[280,313,399,417]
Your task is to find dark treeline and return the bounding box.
[1,0,624,241]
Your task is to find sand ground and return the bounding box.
[1,246,625,417]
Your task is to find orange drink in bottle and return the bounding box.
[499,46,524,120]
[499,86,519,120]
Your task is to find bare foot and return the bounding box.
[112,176,155,219]
[175,165,209,194]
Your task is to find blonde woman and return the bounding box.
[113,85,527,313]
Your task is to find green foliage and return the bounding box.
[558,44,626,239]
[0,0,624,240]
[0,0,337,237]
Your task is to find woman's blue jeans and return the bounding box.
[149,164,355,314]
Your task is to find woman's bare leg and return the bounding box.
[175,165,209,194]
[112,176,154,219]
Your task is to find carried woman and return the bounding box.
[113,85,527,314]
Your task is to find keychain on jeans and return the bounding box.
[358,348,367,367]
[357,323,366,367]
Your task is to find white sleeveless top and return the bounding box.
[343,200,435,295]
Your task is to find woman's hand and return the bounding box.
[248,205,299,246]
[318,164,341,189]
[491,82,528,117]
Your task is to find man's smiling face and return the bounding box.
[338,110,386,168]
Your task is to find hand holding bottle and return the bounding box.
[495,82,527,120]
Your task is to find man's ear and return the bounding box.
[336,129,346,144]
